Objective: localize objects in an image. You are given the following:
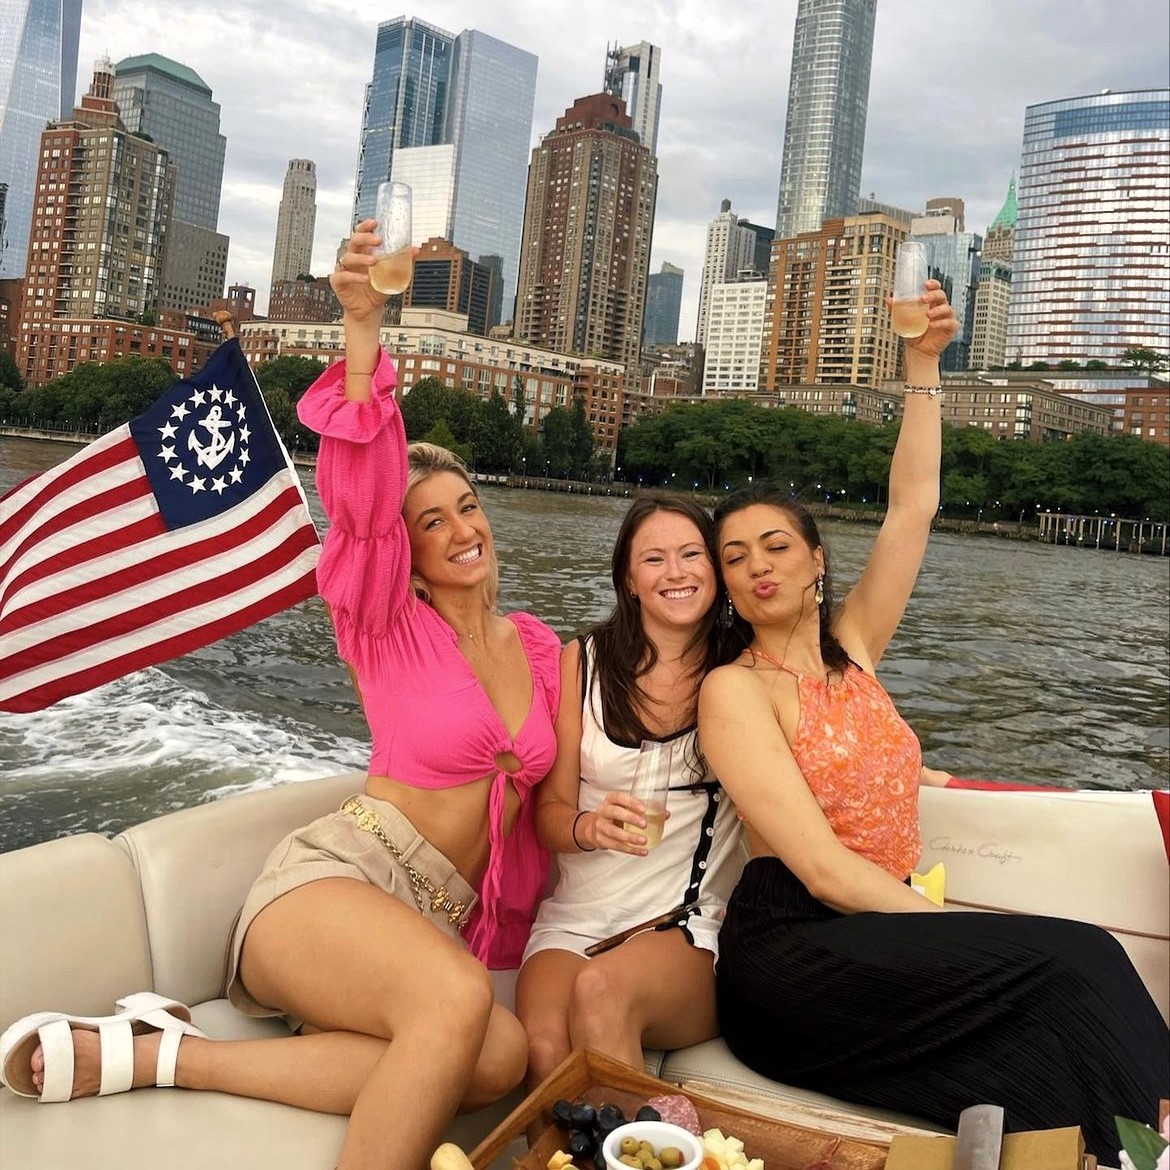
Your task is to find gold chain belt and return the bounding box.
[340,796,471,927]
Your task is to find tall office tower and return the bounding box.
[270,159,317,289]
[515,93,657,373]
[907,202,982,372]
[970,178,1018,370]
[18,58,174,371]
[603,40,662,154]
[354,18,537,326]
[353,18,454,224]
[761,212,906,393]
[643,262,683,347]
[695,199,758,347]
[112,54,229,312]
[702,279,768,394]
[406,236,496,336]
[774,0,877,238]
[0,0,83,278]
[1007,89,1170,366]
[969,259,1012,371]
[112,55,225,229]
[739,221,775,278]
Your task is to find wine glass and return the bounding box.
[890,240,929,339]
[624,740,673,850]
[369,181,413,295]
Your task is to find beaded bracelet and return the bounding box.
[571,810,596,852]
[903,383,943,398]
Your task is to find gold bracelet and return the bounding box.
[346,368,376,376]
[903,383,942,398]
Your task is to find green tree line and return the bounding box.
[618,399,1170,521]
[2,354,1166,519]
[0,355,599,480]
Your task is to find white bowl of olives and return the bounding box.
[601,1120,703,1170]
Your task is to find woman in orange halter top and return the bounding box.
[698,280,1166,1166]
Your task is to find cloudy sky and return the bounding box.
[76,0,1169,337]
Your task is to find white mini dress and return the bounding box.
[522,637,746,962]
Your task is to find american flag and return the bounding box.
[0,339,321,714]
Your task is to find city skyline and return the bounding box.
[60,0,1170,338]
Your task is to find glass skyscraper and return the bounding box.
[1007,89,1170,366]
[774,0,876,239]
[112,54,226,231]
[352,18,536,325]
[445,30,538,324]
[0,0,83,278]
[603,41,662,155]
[644,262,683,347]
[353,17,453,226]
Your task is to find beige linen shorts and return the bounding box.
[225,793,478,1019]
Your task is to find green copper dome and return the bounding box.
[988,176,1017,232]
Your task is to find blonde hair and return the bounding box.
[406,442,500,609]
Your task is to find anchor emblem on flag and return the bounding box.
[188,405,237,469]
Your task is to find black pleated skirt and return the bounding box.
[715,857,1168,1165]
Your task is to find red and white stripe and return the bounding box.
[0,427,320,713]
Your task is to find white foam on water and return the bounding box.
[0,667,368,791]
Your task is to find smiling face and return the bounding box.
[403,469,493,596]
[625,510,716,634]
[717,502,825,628]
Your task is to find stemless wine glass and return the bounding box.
[625,740,673,850]
[369,180,413,295]
[890,240,929,339]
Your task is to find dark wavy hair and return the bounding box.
[588,493,726,749]
[711,481,851,676]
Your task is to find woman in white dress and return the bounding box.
[516,494,746,1082]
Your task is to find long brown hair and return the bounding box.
[588,493,724,746]
[712,482,851,675]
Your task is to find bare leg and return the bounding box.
[30,878,496,1170]
[287,1004,526,1115]
[515,949,585,1086]
[567,930,718,1068]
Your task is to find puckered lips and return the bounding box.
[752,579,778,599]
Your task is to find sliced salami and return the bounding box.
[645,1093,702,1135]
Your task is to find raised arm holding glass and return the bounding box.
[1,212,562,1170]
[698,276,1167,1164]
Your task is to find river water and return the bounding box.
[2,436,1168,853]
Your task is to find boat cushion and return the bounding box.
[0,832,151,1026]
[918,787,1170,1020]
[114,774,362,1008]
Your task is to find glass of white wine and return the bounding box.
[891,240,929,339]
[369,181,413,295]
[625,739,673,850]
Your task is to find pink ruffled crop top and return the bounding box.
[296,351,561,968]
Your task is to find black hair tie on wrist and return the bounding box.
[571,810,595,852]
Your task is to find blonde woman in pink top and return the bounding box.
[0,224,561,1170]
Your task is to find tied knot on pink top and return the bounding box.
[297,351,560,968]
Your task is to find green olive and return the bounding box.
[659,1150,684,1170]
[621,1138,641,1157]
[619,1158,642,1169]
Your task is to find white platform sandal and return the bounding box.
[0,992,205,1102]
